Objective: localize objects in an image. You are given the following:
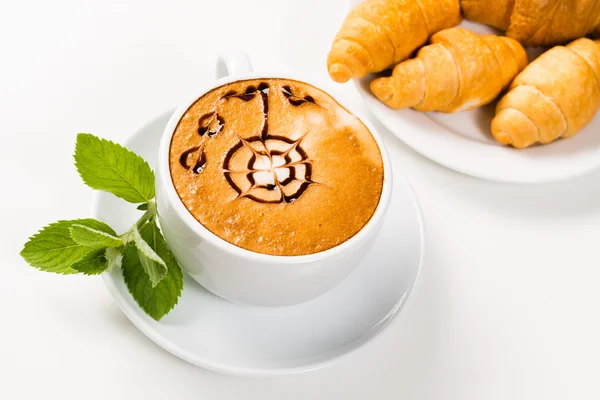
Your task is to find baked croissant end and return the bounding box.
[327,0,461,83]
[370,28,527,113]
[492,38,600,149]
[460,0,600,47]
[461,0,514,31]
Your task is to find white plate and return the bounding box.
[351,15,600,183]
[92,109,424,376]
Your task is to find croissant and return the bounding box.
[461,0,514,30]
[461,0,600,47]
[492,38,600,148]
[370,28,527,113]
[327,0,461,83]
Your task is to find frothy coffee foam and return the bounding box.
[169,78,383,256]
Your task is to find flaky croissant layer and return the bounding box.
[492,38,600,149]
[327,0,461,83]
[461,0,600,47]
[370,28,527,113]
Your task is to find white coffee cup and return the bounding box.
[156,51,393,306]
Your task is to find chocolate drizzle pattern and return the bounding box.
[223,135,314,204]
[197,112,224,137]
[281,85,319,107]
[178,82,319,204]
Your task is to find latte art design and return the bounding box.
[170,78,384,256]
[178,82,318,204]
[223,136,313,204]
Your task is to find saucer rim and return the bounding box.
[93,108,425,376]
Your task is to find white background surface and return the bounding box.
[1,0,599,398]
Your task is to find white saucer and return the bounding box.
[352,16,600,183]
[92,109,424,376]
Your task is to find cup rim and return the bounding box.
[157,72,393,264]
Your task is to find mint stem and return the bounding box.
[136,200,157,229]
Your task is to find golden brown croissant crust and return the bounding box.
[370,27,527,113]
[492,38,600,148]
[327,0,461,83]
[461,0,600,47]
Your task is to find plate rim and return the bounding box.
[93,108,426,377]
[355,79,600,184]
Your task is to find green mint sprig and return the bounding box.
[20,134,183,321]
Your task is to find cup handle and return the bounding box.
[216,50,253,79]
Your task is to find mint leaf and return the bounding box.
[105,247,121,269]
[131,224,168,287]
[20,219,114,274]
[74,133,155,203]
[137,203,149,211]
[70,224,122,249]
[71,248,109,275]
[122,220,183,321]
